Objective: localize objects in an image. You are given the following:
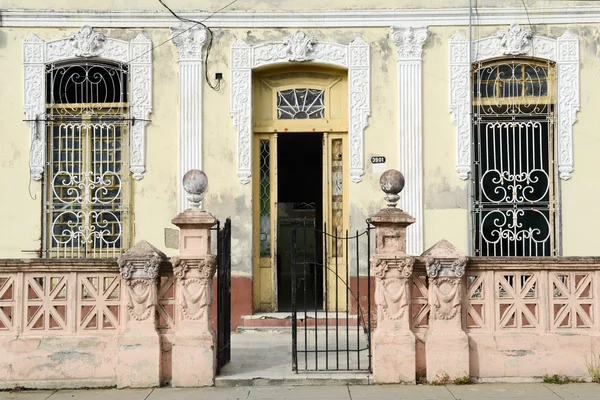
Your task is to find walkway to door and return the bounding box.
[215,330,372,386]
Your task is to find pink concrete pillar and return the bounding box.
[371,170,417,384]
[422,240,469,382]
[116,241,166,388]
[170,170,218,387]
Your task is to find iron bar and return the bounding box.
[367,223,372,372]
[291,227,298,373]
[356,229,360,371]
[345,229,349,370]
[335,231,339,370]
[324,223,328,370]
[314,226,318,371]
[303,224,308,370]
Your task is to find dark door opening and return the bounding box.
[276,133,323,312]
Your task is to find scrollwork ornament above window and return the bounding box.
[230,32,370,184]
[23,26,153,181]
[449,25,579,180]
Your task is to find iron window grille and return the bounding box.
[43,61,131,258]
[472,59,557,257]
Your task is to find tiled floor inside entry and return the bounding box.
[215,329,372,386]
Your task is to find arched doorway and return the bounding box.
[252,65,349,312]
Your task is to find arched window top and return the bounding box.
[473,58,555,116]
[46,61,129,107]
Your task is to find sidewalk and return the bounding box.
[1,383,598,400]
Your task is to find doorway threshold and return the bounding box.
[241,312,363,329]
[215,330,372,387]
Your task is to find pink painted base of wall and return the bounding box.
[468,333,600,380]
[0,336,119,389]
[210,276,253,331]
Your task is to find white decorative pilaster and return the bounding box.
[391,27,428,255]
[171,26,208,210]
[450,24,580,180]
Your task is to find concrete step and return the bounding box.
[241,312,365,328]
[215,372,373,387]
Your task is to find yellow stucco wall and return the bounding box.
[1,14,600,266]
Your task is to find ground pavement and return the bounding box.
[1,384,599,400]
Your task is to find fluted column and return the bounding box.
[171,26,208,211]
[391,27,428,256]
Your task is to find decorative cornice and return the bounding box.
[391,27,428,60]
[449,25,580,180]
[22,26,153,181]
[170,25,207,61]
[5,7,600,28]
[230,32,370,184]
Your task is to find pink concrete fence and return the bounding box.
[406,257,600,383]
[0,259,181,389]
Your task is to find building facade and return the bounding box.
[2,0,600,326]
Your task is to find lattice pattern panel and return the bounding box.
[495,272,540,329]
[77,274,121,331]
[0,275,16,332]
[551,272,594,330]
[465,273,486,329]
[411,274,429,329]
[157,276,177,331]
[24,274,69,332]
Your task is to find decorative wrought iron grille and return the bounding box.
[44,62,130,258]
[259,139,271,257]
[277,88,325,119]
[472,59,557,257]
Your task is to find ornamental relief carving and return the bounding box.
[450,26,579,180]
[391,27,428,60]
[428,277,461,320]
[231,32,370,184]
[180,278,210,320]
[171,26,207,61]
[125,278,156,321]
[23,26,152,181]
[373,258,414,321]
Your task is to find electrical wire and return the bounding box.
[521,0,534,32]
[50,0,237,106]
[158,0,239,91]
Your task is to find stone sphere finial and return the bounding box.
[183,169,208,210]
[379,169,405,208]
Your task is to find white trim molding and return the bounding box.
[5,7,600,28]
[23,25,153,181]
[230,31,371,184]
[171,25,208,211]
[449,24,580,180]
[391,27,428,256]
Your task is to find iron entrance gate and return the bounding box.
[291,222,373,372]
[216,218,232,374]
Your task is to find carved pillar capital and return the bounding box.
[117,241,166,326]
[391,27,429,60]
[171,25,207,61]
[372,255,415,327]
[171,255,217,324]
[422,240,468,324]
[422,240,470,382]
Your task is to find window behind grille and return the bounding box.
[44,62,130,258]
[472,59,557,257]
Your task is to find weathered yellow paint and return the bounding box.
[1,20,600,271]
